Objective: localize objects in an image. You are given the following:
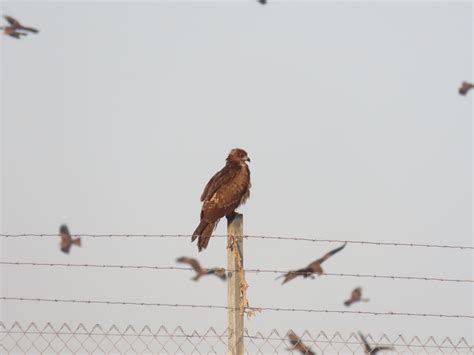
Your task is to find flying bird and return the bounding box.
[344,287,369,307]
[258,0,267,4]
[287,331,315,355]
[59,224,81,254]
[3,15,39,33]
[176,257,226,281]
[278,243,347,284]
[358,332,393,354]
[459,81,474,95]
[192,148,251,252]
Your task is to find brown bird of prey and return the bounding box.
[192,148,251,252]
[59,224,81,254]
[459,81,474,96]
[358,332,393,354]
[1,16,39,38]
[344,287,370,307]
[176,257,226,281]
[278,243,347,284]
[287,331,315,355]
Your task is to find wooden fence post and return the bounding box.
[227,213,244,355]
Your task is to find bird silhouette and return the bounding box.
[459,81,474,95]
[59,224,81,254]
[176,257,226,281]
[3,15,38,33]
[344,287,369,307]
[287,331,315,355]
[278,243,347,284]
[258,0,267,5]
[358,332,394,354]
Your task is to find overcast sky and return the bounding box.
[0,0,472,349]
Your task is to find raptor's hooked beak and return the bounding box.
[246,157,251,163]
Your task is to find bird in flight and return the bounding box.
[344,287,369,307]
[358,332,394,354]
[278,243,347,284]
[1,15,39,39]
[258,0,267,4]
[459,81,474,95]
[192,148,251,252]
[59,224,81,254]
[176,257,226,281]
[287,331,315,355]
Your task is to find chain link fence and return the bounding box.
[1,322,472,354]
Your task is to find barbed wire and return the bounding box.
[1,261,472,284]
[1,297,473,319]
[1,233,472,250]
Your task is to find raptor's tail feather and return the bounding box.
[192,220,215,252]
[72,237,81,247]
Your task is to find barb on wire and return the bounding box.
[1,297,473,319]
[1,233,472,250]
[1,261,472,284]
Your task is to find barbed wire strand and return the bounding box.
[1,297,473,319]
[1,233,472,250]
[1,261,472,284]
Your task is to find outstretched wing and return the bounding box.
[358,332,372,354]
[459,82,474,95]
[210,268,227,281]
[19,26,38,33]
[4,16,19,26]
[280,267,310,284]
[176,257,203,273]
[7,32,23,39]
[316,243,347,264]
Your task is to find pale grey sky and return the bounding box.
[1,0,472,347]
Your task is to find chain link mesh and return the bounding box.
[1,322,472,354]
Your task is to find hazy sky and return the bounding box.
[1,0,472,349]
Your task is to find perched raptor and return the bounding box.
[176,257,226,281]
[192,148,251,252]
[358,332,393,354]
[287,331,315,355]
[1,15,38,36]
[59,224,81,254]
[278,243,347,284]
[459,81,474,96]
[344,287,369,307]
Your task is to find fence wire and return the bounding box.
[2,261,472,284]
[2,297,473,319]
[0,322,472,354]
